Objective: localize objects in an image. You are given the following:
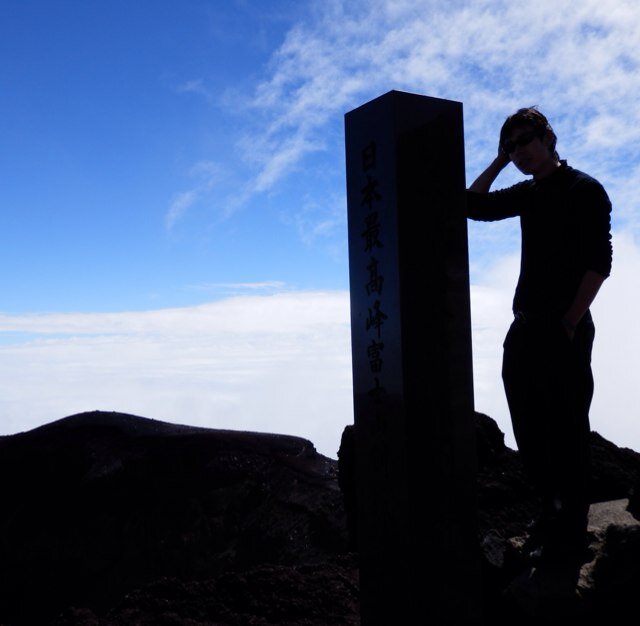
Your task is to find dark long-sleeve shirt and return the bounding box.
[467,161,612,316]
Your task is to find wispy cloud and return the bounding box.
[165,161,224,231]
[166,0,639,255]
[184,281,287,295]
[237,0,639,240]
[166,190,198,231]
[175,78,216,103]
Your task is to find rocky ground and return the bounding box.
[1,410,639,625]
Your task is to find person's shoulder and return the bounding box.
[562,162,605,189]
[562,162,612,210]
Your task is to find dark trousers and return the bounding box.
[502,313,595,545]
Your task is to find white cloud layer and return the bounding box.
[1,229,638,459]
[0,292,353,458]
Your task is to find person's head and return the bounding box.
[500,107,560,178]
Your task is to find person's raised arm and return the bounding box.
[469,150,510,193]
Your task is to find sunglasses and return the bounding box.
[501,130,542,155]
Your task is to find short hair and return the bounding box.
[500,107,558,158]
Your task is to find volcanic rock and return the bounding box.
[0,411,349,625]
[2,410,640,625]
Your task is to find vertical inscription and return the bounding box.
[352,135,397,576]
[357,141,388,398]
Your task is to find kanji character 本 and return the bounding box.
[360,175,381,210]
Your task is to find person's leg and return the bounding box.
[545,318,595,551]
[502,318,555,536]
[502,315,594,557]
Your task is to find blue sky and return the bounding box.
[1,0,338,312]
[1,0,639,458]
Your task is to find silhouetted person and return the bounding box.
[467,107,612,562]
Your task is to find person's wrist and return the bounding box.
[495,153,509,169]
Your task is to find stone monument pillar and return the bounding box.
[345,90,481,625]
